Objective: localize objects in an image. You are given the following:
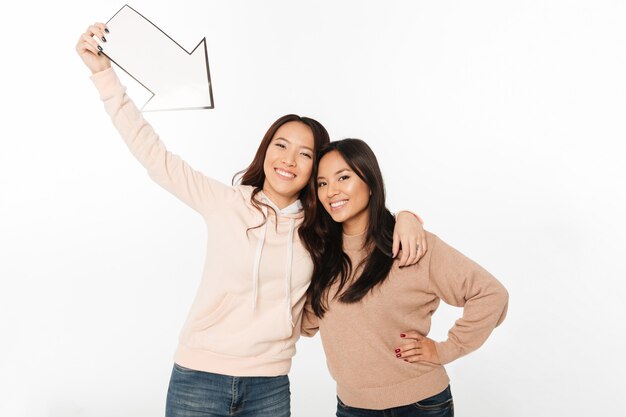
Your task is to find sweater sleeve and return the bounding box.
[300,299,320,337]
[427,236,509,365]
[90,68,236,215]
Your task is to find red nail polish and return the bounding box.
[403,359,408,362]
[396,353,401,358]
[400,333,406,338]
[395,348,400,353]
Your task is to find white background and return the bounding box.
[1,1,625,416]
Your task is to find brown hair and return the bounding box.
[233,114,330,234]
[306,139,396,317]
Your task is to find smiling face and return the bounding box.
[262,121,315,208]
[317,150,371,235]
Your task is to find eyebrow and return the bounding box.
[273,137,314,152]
[317,168,352,180]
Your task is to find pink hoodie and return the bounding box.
[91,68,313,376]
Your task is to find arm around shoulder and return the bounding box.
[300,300,320,337]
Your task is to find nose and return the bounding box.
[327,181,339,198]
[282,153,296,167]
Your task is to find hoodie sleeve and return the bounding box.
[427,236,509,365]
[90,68,236,216]
[300,299,320,337]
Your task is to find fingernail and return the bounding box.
[101,36,107,42]
[400,333,406,338]
[396,353,402,358]
[104,28,110,33]
[395,348,400,353]
[97,51,101,56]
[97,45,103,51]
[403,359,409,362]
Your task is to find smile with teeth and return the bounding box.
[330,200,348,209]
[275,168,296,179]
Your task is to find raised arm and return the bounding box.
[76,23,234,215]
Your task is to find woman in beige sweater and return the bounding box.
[303,139,509,416]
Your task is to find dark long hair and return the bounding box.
[233,114,330,234]
[305,139,396,317]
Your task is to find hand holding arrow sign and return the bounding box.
[97,4,214,112]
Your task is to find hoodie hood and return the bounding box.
[257,191,304,218]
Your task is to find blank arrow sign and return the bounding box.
[99,4,214,111]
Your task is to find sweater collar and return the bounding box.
[342,230,368,251]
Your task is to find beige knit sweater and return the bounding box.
[302,231,508,409]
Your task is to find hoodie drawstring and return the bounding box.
[285,218,296,327]
[251,196,300,328]
[251,206,269,312]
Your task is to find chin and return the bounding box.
[278,187,301,199]
[329,213,346,224]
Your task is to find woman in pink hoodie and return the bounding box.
[76,23,427,417]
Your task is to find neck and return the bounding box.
[343,225,367,236]
[341,225,369,251]
[342,214,369,236]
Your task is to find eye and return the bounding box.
[317,181,327,188]
[338,175,350,181]
[300,152,312,159]
[275,142,286,149]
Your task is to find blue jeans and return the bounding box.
[336,386,453,417]
[165,363,290,417]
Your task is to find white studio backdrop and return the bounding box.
[1,0,625,416]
